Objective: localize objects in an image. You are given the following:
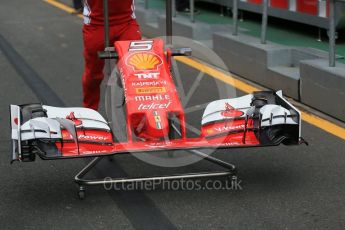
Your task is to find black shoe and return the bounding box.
[177,8,200,14]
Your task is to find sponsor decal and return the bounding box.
[131,80,167,87]
[221,103,244,118]
[134,94,170,102]
[145,141,172,147]
[78,134,109,141]
[127,52,162,71]
[138,102,171,110]
[222,142,241,146]
[213,124,244,133]
[134,72,160,79]
[153,111,162,129]
[206,128,214,135]
[129,40,153,52]
[135,87,166,94]
[62,132,109,141]
[66,112,82,126]
[84,150,109,154]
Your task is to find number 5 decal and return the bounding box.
[129,40,153,51]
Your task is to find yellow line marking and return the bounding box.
[176,56,345,141]
[302,112,345,140]
[43,0,83,18]
[175,56,258,94]
[43,0,345,141]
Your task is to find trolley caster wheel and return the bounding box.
[224,174,238,185]
[78,188,85,200]
[230,175,238,182]
[226,174,242,190]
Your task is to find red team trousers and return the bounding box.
[82,20,141,110]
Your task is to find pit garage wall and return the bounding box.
[201,0,345,29]
[135,3,345,122]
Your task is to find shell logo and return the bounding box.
[127,52,162,71]
[206,128,214,135]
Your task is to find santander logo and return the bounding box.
[66,112,82,126]
[220,103,244,118]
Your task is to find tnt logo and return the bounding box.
[127,52,162,71]
[134,72,159,79]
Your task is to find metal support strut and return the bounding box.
[328,0,336,67]
[261,0,268,44]
[75,150,237,199]
[166,0,173,45]
[232,0,239,36]
[103,0,111,77]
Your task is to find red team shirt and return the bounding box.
[83,0,136,26]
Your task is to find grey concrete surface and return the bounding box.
[1,1,345,230]
[300,59,345,122]
[213,32,301,99]
[135,6,161,38]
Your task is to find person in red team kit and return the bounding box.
[82,0,141,110]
